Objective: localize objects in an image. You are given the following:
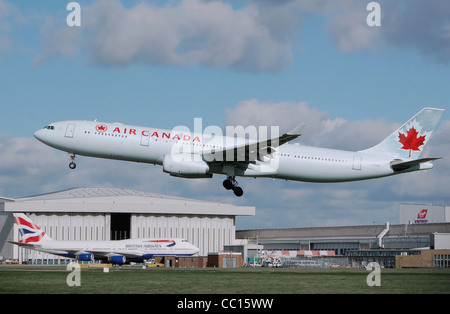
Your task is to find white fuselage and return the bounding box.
[34,120,406,183]
[33,238,199,260]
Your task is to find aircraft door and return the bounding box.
[352,155,362,170]
[65,123,76,138]
[140,133,149,146]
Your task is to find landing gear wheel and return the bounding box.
[223,176,244,197]
[223,179,233,190]
[233,186,243,197]
[68,154,77,170]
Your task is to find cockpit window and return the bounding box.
[44,125,55,130]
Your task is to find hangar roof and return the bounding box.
[0,187,255,216]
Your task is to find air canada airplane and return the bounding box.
[34,107,444,197]
[9,213,199,264]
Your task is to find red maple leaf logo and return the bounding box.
[398,127,426,157]
[96,124,107,132]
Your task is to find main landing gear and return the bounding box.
[69,154,77,169]
[223,176,243,197]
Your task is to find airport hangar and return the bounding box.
[0,187,255,263]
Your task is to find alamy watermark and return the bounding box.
[366,262,381,286]
[169,118,280,163]
[66,262,81,287]
[366,2,381,27]
[65,1,381,28]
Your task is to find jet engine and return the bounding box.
[77,252,94,262]
[108,255,126,264]
[163,154,212,178]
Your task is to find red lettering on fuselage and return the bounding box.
[105,126,201,142]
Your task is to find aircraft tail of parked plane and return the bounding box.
[9,213,199,263]
[33,107,445,197]
[12,213,52,245]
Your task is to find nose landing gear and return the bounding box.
[223,176,243,197]
[69,154,76,169]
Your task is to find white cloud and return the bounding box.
[381,0,450,63]
[327,2,382,52]
[71,0,294,72]
[33,15,81,65]
[29,0,450,70]
[225,99,395,151]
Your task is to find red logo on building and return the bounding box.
[96,124,107,133]
[417,209,428,219]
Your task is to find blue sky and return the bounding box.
[0,0,449,229]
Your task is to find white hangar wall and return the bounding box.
[132,214,236,255]
[400,203,450,224]
[0,188,255,262]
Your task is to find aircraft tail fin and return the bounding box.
[359,107,444,159]
[12,213,52,245]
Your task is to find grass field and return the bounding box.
[1,265,449,294]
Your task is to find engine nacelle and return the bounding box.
[163,154,212,178]
[77,253,94,262]
[109,255,126,264]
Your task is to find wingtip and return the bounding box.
[288,123,306,135]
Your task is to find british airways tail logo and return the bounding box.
[14,216,46,243]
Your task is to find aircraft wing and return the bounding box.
[203,123,306,163]
[71,249,145,259]
[98,250,144,258]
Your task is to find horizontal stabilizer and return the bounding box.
[390,157,441,171]
[7,240,36,248]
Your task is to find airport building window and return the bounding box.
[434,254,450,268]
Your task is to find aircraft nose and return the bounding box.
[34,129,45,142]
[34,129,45,141]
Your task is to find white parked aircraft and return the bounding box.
[34,107,444,197]
[9,213,199,263]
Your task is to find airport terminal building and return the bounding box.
[0,187,255,263]
[236,204,450,268]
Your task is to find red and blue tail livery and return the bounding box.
[14,213,50,244]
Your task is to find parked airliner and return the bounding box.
[9,213,199,263]
[34,107,444,197]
